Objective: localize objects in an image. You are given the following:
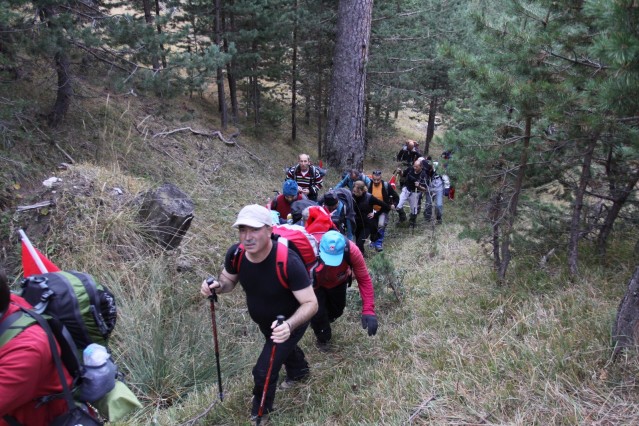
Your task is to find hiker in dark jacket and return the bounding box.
[351,180,390,253]
[286,154,323,201]
[396,140,421,167]
[201,205,318,421]
[368,170,399,251]
[395,160,428,226]
[0,269,74,426]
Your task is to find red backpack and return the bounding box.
[311,232,353,289]
[231,224,319,288]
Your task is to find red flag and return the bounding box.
[389,174,397,190]
[319,159,323,168]
[19,229,60,277]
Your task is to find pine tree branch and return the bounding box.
[541,48,608,70]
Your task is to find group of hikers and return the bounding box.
[199,143,454,423]
[0,141,454,425]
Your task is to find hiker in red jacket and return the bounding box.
[311,231,377,351]
[0,269,73,426]
[269,180,305,224]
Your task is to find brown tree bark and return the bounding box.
[142,0,161,71]
[41,6,72,128]
[612,265,639,360]
[222,6,238,123]
[154,0,167,68]
[47,51,72,128]
[497,115,532,282]
[214,0,227,128]
[324,0,373,171]
[597,163,639,257]
[424,79,439,155]
[291,0,299,141]
[568,135,598,277]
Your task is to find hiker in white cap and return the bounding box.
[200,204,318,422]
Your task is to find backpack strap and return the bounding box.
[232,239,297,289]
[230,244,245,274]
[16,307,77,415]
[275,237,291,289]
[0,309,36,348]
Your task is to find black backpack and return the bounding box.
[290,199,319,224]
[20,271,117,352]
[333,188,356,228]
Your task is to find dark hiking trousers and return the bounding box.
[252,323,310,413]
[311,283,348,343]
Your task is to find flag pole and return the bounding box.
[18,229,49,274]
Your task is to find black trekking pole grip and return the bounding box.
[257,315,285,425]
[206,277,224,402]
[206,277,218,303]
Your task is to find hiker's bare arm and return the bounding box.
[200,268,238,296]
[287,286,318,331]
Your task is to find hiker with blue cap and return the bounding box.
[269,179,305,224]
[310,230,378,351]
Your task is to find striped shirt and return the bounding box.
[286,165,323,200]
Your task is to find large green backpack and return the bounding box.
[0,271,117,425]
[0,271,117,389]
[20,270,117,351]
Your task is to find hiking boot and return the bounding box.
[250,396,273,424]
[279,378,296,390]
[409,214,417,226]
[316,340,332,352]
[397,209,407,223]
[374,241,383,252]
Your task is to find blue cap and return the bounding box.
[283,179,299,196]
[319,231,346,266]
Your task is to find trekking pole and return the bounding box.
[206,277,224,402]
[257,315,285,425]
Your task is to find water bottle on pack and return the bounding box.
[287,213,293,225]
[80,343,117,402]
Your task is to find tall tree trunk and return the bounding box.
[142,0,160,71]
[596,168,639,257]
[424,86,439,155]
[497,115,532,282]
[48,51,72,128]
[251,40,260,126]
[568,135,598,277]
[214,0,227,128]
[154,0,167,68]
[223,7,238,123]
[290,0,299,141]
[305,89,311,126]
[324,0,373,171]
[612,265,639,360]
[316,42,323,157]
[489,192,503,274]
[41,6,72,128]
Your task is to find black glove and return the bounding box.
[361,314,378,336]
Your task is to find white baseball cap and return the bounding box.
[232,204,273,228]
